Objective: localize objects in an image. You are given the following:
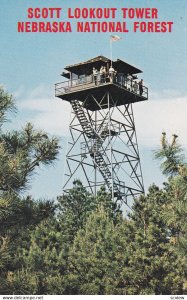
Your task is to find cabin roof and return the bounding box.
[62,55,142,77]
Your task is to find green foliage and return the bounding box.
[64,187,184,295]
[0,86,15,125]
[19,219,67,294]
[0,123,59,193]
[96,185,122,224]
[0,87,59,194]
[0,87,59,294]
[0,236,11,293]
[57,180,122,244]
[122,186,184,295]
[154,133,187,292]
[154,132,185,176]
[0,88,187,295]
[12,182,123,294]
[58,180,95,240]
[2,269,38,295]
[66,206,124,294]
[0,195,55,231]
[0,197,58,294]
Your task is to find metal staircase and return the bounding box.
[71,100,121,198]
[90,127,108,153]
[92,152,120,198]
[71,100,94,138]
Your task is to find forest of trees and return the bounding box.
[0,86,187,295]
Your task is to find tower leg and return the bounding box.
[63,93,144,208]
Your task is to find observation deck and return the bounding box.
[55,55,148,111]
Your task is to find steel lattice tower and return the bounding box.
[55,56,148,207]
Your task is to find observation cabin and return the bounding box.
[55,55,148,111]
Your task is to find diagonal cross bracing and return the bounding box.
[63,92,144,207]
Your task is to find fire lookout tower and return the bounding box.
[55,55,148,206]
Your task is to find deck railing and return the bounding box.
[55,73,148,99]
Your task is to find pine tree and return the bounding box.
[14,218,67,294]
[66,206,125,294]
[154,132,185,177]
[57,180,122,245]
[119,185,184,295]
[0,87,60,294]
[0,87,60,197]
[96,185,122,224]
[154,133,187,292]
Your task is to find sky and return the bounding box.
[0,0,187,200]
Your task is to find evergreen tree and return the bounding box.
[0,87,60,294]
[57,181,122,243]
[0,87,59,197]
[96,185,122,224]
[155,133,187,292]
[57,180,95,243]
[13,218,67,294]
[154,132,185,177]
[64,187,184,295]
[66,206,126,295]
[10,183,123,295]
[119,185,184,295]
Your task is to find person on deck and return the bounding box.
[127,74,133,91]
[109,66,116,83]
[100,66,104,84]
[133,81,138,94]
[103,66,107,83]
[139,79,143,96]
[93,67,98,85]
